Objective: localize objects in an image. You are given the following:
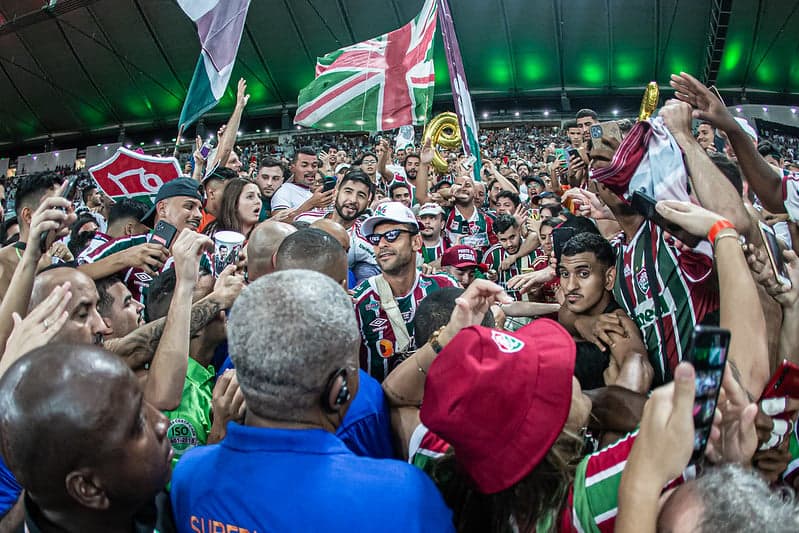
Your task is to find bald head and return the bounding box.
[31,267,110,345]
[246,220,297,281]
[275,228,348,286]
[0,344,171,511]
[311,218,350,252]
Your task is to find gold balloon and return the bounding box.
[422,112,462,174]
[639,82,659,121]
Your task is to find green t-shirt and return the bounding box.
[163,358,215,469]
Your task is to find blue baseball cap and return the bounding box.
[140,177,203,227]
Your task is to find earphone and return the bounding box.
[321,368,350,413]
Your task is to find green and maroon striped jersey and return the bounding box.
[353,272,458,382]
[613,221,718,386]
[444,206,498,256]
[483,242,535,301]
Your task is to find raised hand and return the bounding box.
[3,282,72,367]
[171,229,213,284]
[213,264,246,309]
[669,72,738,132]
[236,78,250,108]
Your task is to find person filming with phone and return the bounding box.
[78,177,205,304]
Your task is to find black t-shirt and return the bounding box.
[574,300,620,391]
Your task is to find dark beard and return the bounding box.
[335,202,361,222]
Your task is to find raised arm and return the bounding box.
[78,243,168,280]
[657,200,769,397]
[483,159,519,193]
[414,139,434,205]
[376,138,394,183]
[670,72,784,214]
[658,99,751,236]
[209,78,249,170]
[0,194,74,347]
[106,265,244,370]
[140,230,210,410]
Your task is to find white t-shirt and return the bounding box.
[271,182,312,211]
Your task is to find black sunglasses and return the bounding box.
[366,228,417,245]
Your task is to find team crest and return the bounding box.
[490,330,525,353]
[635,269,649,294]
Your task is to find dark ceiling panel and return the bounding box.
[0,0,797,153]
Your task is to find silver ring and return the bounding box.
[43,319,49,330]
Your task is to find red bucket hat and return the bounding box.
[420,319,576,494]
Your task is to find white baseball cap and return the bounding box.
[362,201,419,236]
[418,202,444,217]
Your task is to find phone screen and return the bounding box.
[759,221,791,287]
[687,325,730,463]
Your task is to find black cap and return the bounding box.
[140,177,203,227]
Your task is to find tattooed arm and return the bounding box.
[106,266,245,371]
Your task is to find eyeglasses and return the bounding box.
[366,229,417,245]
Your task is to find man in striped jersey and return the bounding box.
[78,199,150,261]
[353,202,457,382]
[484,214,535,300]
[443,174,498,256]
[78,178,204,304]
[417,202,448,264]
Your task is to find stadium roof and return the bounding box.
[0,0,798,153]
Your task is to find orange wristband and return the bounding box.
[707,219,735,245]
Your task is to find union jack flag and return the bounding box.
[294,0,437,132]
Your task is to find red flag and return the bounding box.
[89,148,182,207]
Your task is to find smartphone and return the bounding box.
[40,174,78,253]
[551,226,576,262]
[630,189,702,248]
[758,220,791,287]
[199,142,212,159]
[150,220,177,249]
[589,121,623,162]
[760,360,799,420]
[686,325,731,463]
[554,148,569,169]
[322,176,337,192]
[565,146,580,159]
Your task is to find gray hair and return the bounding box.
[695,464,799,532]
[227,269,360,421]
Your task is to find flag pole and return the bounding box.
[436,0,482,181]
[172,124,185,159]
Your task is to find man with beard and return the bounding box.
[443,174,497,256]
[378,139,422,206]
[78,177,205,303]
[576,109,599,144]
[255,157,286,220]
[353,202,457,382]
[418,203,448,263]
[327,170,378,283]
[270,147,334,219]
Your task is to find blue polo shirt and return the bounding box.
[170,424,453,533]
[337,369,393,458]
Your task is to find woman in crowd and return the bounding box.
[203,177,262,239]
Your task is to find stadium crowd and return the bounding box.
[1,72,799,532]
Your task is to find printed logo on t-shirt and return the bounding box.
[491,330,525,354]
[134,271,153,283]
[369,318,388,329]
[167,418,199,454]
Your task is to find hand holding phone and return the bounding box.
[686,325,730,463]
[40,175,78,254]
[150,221,178,249]
[758,221,791,288]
